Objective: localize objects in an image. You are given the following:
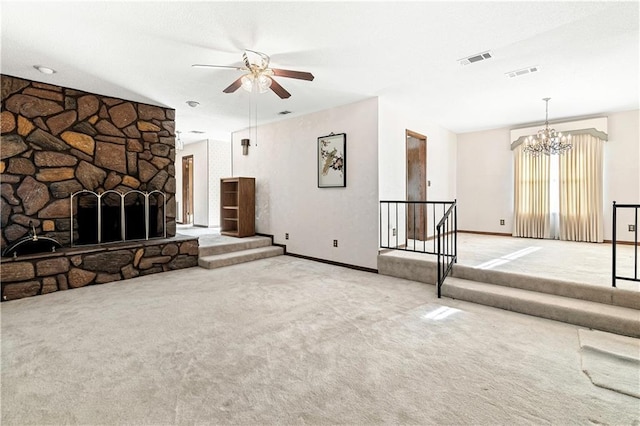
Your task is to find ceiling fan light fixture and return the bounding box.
[241,73,272,93]
[241,74,254,92]
[257,74,272,93]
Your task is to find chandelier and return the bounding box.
[523,98,572,156]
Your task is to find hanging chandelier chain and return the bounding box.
[544,98,550,127]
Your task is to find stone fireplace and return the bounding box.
[1,75,198,301]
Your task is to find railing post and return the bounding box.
[454,200,458,263]
[635,206,638,281]
[437,225,442,298]
[379,201,382,248]
[612,201,617,287]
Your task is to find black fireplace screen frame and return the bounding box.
[70,190,166,246]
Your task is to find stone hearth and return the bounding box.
[1,236,198,301]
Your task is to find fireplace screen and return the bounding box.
[70,190,166,246]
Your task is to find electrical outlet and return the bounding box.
[630,225,636,232]
[500,219,505,226]
[333,239,338,247]
[285,233,289,240]
[392,228,397,236]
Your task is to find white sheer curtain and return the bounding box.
[559,134,604,242]
[513,144,551,239]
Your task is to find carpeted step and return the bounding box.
[198,246,284,269]
[377,250,437,284]
[198,236,272,257]
[452,264,640,310]
[442,277,640,338]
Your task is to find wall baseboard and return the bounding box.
[458,230,512,237]
[285,252,378,274]
[255,233,287,254]
[604,239,637,246]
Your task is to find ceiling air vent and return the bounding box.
[506,66,540,78]
[458,51,492,66]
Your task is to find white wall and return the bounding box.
[604,109,640,241]
[378,98,457,201]
[377,97,458,244]
[456,127,513,233]
[208,139,232,227]
[176,139,232,227]
[456,109,640,240]
[232,98,379,269]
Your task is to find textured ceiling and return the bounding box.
[1,1,638,143]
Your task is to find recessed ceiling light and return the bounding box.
[188,130,205,134]
[278,110,292,115]
[186,100,199,108]
[33,65,56,74]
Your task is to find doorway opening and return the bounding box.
[406,130,427,241]
[181,155,194,225]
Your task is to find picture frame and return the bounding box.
[317,133,347,188]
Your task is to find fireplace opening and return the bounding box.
[72,190,165,246]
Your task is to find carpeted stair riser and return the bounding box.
[199,236,272,257]
[442,279,640,338]
[199,246,284,269]
[452,264,640,310]
[377,253,437,284]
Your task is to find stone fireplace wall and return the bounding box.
[1,75,177,250]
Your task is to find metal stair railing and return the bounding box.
[612,201,639,287]
[379,199,457,297]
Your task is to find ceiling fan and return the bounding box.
[192,50,314,99]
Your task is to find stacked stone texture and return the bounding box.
[0,75,177,250]
[1,239,198,301]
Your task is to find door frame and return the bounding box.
[181,155,194,225]
[405,129,427,242]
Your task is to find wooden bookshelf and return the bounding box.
[220,177,255,237]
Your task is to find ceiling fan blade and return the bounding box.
[268,77,291,99]
[242,51,252,69]
[271,69,314,81]
[223,77,244,94]
[192,64,244,70]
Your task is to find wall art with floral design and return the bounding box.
[317,133,346,188]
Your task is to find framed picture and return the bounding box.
[318,133,346,188]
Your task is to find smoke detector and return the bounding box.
[186,100,200,108]
[506,66,540,78]
[458,51,492,66]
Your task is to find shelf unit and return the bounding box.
[220,177,255,237]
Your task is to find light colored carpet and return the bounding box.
[579,329,640,399]
[455,233,640,292]
[1,256,638,425]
